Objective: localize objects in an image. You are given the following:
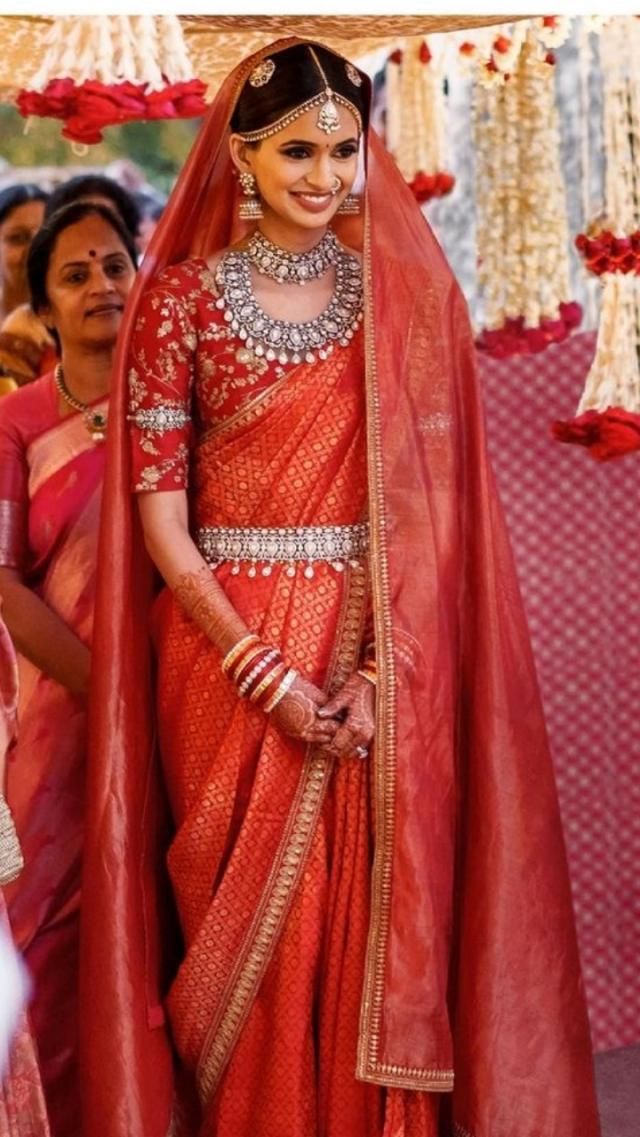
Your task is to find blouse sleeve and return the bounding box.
[128,272,197,493]
[0,398,28,571]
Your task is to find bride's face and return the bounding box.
[231,104,360,233]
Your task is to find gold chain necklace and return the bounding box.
[54,363,108,442]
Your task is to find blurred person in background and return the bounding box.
[44,173,141,240]
[0,201,137,1136]
[0,611,49,1136]
[0,175,140,392]
[133,188,167,257]
[0,186,49,396]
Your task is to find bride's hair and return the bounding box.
[230,42,369,138]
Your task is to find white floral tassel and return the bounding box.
[556,17,640,458]
[385,37,454,203]
[16,14,206,145]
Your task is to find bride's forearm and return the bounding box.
[137,492,247,656]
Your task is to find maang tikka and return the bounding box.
[238,170,263,220]
[237,48,363,145]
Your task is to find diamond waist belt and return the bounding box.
[197,523,369,579]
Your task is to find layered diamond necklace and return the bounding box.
[247,228,339,285]
[214,227,363,365]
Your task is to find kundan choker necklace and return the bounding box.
[214,242,363,365]
[54,363,108,442]
[246,228,339,285]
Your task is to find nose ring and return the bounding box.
[331,176,342,195]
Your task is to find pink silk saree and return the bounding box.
[0,374,106,1136]
[1,614,49,1137]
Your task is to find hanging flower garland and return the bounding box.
[385,37,455,203]
[16,15,206,144]
[472,27,580,358]
[553,16,640,460]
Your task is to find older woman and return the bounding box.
[0,201,136,1136]
[0,176,141,391]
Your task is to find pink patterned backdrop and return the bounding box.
[477,330,640,1053]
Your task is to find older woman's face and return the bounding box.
[0,200,45,290]
[40,215,135,352]
[232,104,360,236]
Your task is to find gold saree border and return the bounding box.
[26,399,108,498]
[196,563,367,1104]
[0,500,25,568]
[355,216,454,1093]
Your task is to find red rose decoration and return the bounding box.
[16,76,207,143]
[389,49,403,65]
[559,301,583,329]
[493,36,511,54]
[576,228,640,276]
[435,171,456,196]
[409,170,455,203]
[477,302,583,359]
[419,42,432,65]
[552,407,640,461]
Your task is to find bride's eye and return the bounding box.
[281,146,312,160]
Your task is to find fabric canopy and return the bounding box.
[0,14,528,101]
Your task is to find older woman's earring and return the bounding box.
[337,194,361,215]
[238,171,263,220]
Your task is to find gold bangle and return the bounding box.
[232,642,268,684]
[356,668,377,687]
[264,668,298,713]
[249,661,286,704]
[222,632,259,675]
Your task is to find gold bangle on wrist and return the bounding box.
[222,632,259,675]
[232,642,269,684]
[250,662,287,704]
[264,668,298,713]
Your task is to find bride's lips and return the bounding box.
[289,191,337,214]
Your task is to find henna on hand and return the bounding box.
[271,675,338,745]
[317,672,375,760]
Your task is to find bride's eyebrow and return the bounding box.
[279,137,358,148]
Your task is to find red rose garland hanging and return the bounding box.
[472,25,581,358]
[385,37,455,203]
[16,15,206,145]
[553,16,640,460]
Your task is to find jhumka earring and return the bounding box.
[238,170,263,220]
[337,194,361,215]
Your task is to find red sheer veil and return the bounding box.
[81,36,600,1137]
